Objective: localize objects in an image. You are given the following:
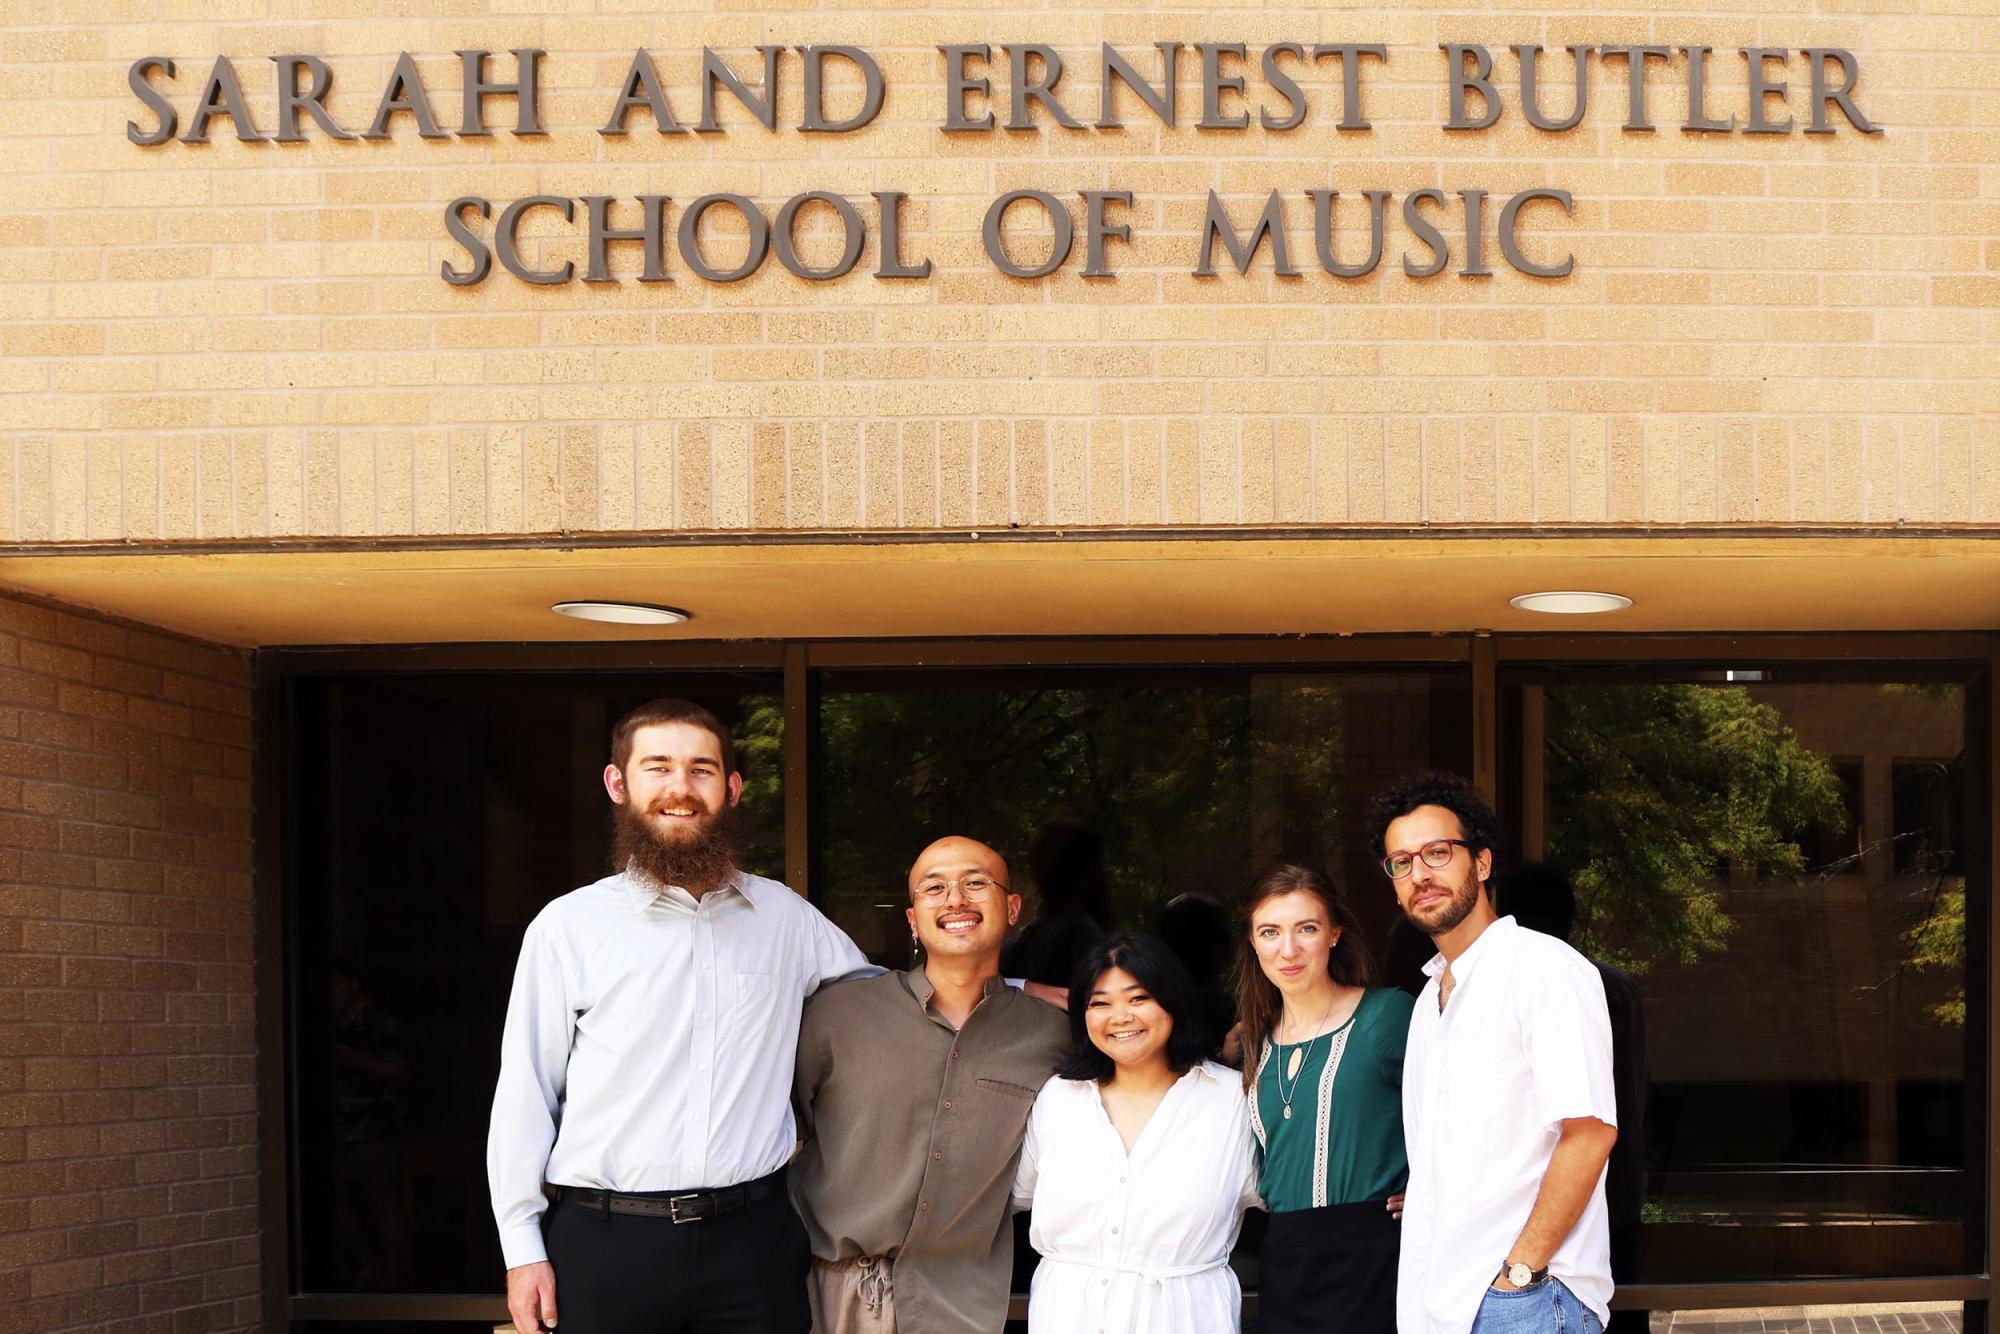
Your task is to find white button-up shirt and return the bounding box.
[1399,916,1618,1334]
[486,868,872,1268]
[1012,1061,1261,1334]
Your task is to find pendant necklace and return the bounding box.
[1274,988,1342,1121]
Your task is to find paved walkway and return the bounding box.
[1652,1304,1962,1334]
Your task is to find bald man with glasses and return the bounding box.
[789,836,1069,1334]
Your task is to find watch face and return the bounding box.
[1508,1263,1534,1286]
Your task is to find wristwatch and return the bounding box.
[1504,1261,1547,1288]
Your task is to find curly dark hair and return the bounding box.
[1364,770,1500,861]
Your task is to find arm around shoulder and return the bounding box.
[800,896,879,992]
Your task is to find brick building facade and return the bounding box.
[1,0,1996,1329]
[0,594,254,1334]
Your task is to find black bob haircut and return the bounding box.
[1365,770,1502,861]
[1056,931,1209,1083]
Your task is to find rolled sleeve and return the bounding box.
[1524,953,1618,1132]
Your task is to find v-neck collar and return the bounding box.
[1091,1062,1215,1162]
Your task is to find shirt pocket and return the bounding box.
[974,1076,1043,1136]
[974,1076,1041,1100]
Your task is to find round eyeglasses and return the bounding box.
[913,874,1006,902]
[1380,839,1472,880]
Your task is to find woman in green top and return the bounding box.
[1237,860,1415,1334]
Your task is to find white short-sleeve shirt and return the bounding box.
[1398,916,1618,1334]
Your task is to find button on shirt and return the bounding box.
[1012,1062,1260,1334]
[1398,916,1619,1334]
[487,868,872,1268]
[790,967,1069,1334]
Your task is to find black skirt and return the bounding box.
[1256,1200,1400,1334]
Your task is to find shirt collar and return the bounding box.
[901,964,1009,1009]
[1421,913,1516,983]
[622,864,754,915]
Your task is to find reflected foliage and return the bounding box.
[1546,684,1846,972]
[817,682,1349,924]
[737,697,787,876]
[1904,879,1967,1027]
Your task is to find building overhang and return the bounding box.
[1,530,1995,649]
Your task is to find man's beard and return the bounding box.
[613,798,741,893]
[1401,870,1482,938]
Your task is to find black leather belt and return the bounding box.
[555,1171,785,1224]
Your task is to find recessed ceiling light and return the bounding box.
[551,600,690,625]
[1508,590,1633,615]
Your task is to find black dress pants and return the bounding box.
[542,1179,811,1334]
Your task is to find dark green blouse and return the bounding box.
[1252,986,1416,1212]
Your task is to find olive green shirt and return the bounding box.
[1253,986,1415,1212]
[790,966,1069,1334]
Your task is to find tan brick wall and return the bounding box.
[0,594,257,1332]
[1,3,1997,542]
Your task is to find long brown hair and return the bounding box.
[1232,860,1376,1091]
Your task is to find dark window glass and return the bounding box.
[286,672,783,1295]
[1501,669,1982,1283]
[1794,757,1864,875]
[1893,759,1965,877]
[815,667,1471,979]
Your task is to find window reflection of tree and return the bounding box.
[1543,684,1847,971]
[816,678,1360,961]
[1536,680,1972,1281]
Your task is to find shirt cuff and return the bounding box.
[500,1221,549,1269]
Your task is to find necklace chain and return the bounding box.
[1274,989,1345,1118]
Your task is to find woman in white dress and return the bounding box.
[1012,931,1261,1334]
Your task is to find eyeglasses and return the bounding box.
[1380,839,1472,880]
[913,874,1006,903]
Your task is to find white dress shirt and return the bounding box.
[1012,1061,1261,1334]
[1398,916,1618,1334]
[486,867,872,1268]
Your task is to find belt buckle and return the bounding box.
[667,1192,703,1224]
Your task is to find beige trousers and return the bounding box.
[808,1256,897,1334]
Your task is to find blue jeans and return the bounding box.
[1470,1275,1603,1334]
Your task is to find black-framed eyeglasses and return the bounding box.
[1380,839,1471,880]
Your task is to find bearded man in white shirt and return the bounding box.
[1368,771,1619,1334]
[488,698,873,1334]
